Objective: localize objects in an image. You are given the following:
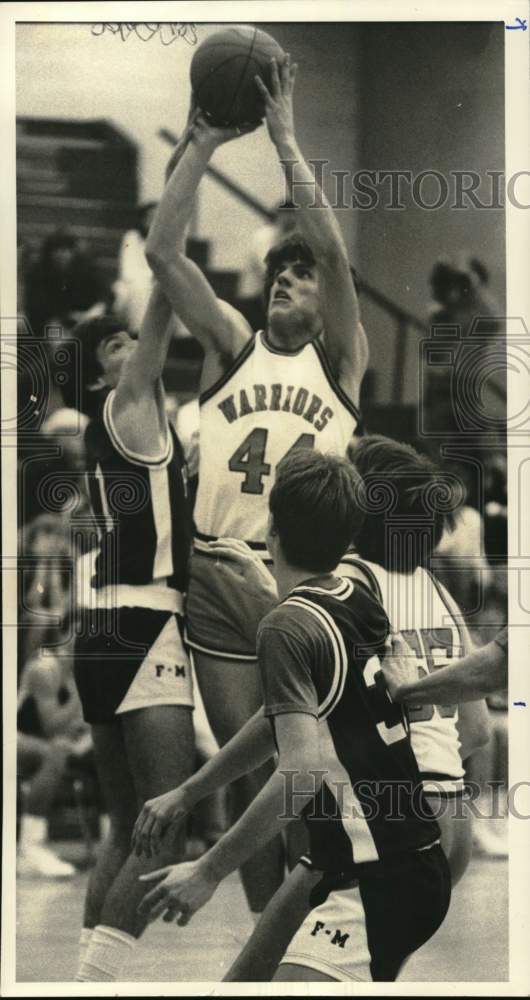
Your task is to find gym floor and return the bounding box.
[15,850,508,984]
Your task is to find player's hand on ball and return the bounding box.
[192,112,259,150]
[208,538,277,602]
[132,786,192,858]
[255,52,297,148]
[138,860,218,925]
[381,632,419,701]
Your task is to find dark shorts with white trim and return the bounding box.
[74,607,194,724]
[283,843,451,982]
[185,539,273,661]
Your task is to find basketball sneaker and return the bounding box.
[17,844,76,878]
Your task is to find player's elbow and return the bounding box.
[145,245,171,277]
[145,247,188,293]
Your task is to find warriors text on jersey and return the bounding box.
[194,332,361,549]
[81,389,192,608]
[257,577,440,872]
[340,555,466,794]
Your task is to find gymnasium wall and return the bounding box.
[356,23,505,403]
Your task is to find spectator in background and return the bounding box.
[17,622,93,878]
[18,512,74,671]
[423,255,505,447]
[113,203,157,333]
[484,451,508,566]
[24,228,108,338]
[20,408,90,525]
[429,255,500,333]
[434,459,492,624]
[238,201,298,330]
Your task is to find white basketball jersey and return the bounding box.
[339,555,465,793]
[194,332,361,549]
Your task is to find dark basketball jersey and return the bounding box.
[84,390,192,594]
[257,576,440,872]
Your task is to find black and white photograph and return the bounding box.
[1,1,529,993]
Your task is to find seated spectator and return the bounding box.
[18,512,74,669]
[24,228,108,337]
[17,623,94,878]
[20,408,90,525]
[429,255,501,333]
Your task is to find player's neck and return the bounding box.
[265,317,316,353]
[275,560,335,600]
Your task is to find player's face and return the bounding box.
[267,260,321,333]
[96,331,136,388]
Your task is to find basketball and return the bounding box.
[190,25,285,127]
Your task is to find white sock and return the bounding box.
[75,924,136,982]
[19,814,47,850]
[77,927,93,972]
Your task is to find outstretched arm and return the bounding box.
[137,712,320,925]
[383,635,506,706]
[145,114,252,361]
[109,283,175,457]
[132,707,275,858]
[257,56,368,404]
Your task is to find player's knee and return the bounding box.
[106,805,138,844]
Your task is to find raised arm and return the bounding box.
[107,283,175,458]
[145,115,252,363]
[256,56,368,404]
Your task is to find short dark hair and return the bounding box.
[269,449,366,573]
[349,434,459,572]
[263,234,316,308]
[68,315,126,416]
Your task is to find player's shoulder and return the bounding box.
[217,299,253,354]
[338,577,390,642]
[257,597,328,651]
[259,598,312,634]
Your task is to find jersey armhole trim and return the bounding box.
[312,338,362,423]
[104,390,174,468]
[199,335,256,405]
[425,569,467,652]
[340,556,383,604]
[292,578,354,601]
[282,595,348,721]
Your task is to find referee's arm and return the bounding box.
[383,630,507,705]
